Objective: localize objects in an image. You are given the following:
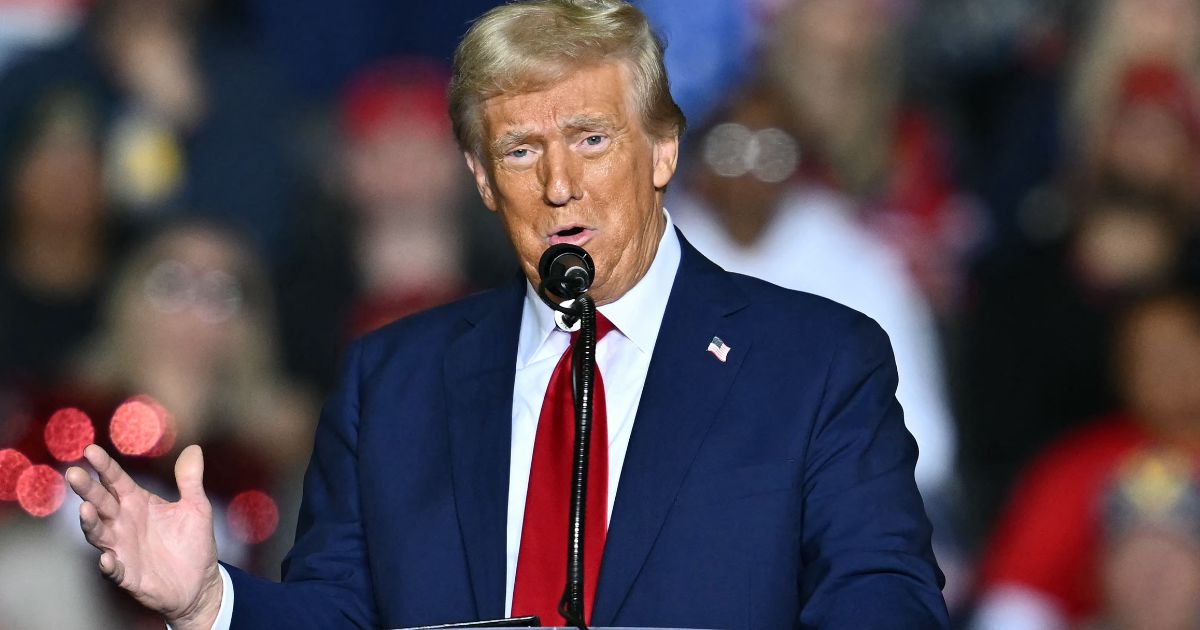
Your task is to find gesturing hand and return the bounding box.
[65,444,224,630]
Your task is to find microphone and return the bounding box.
[538,244,595,300]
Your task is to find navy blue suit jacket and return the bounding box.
[227,234,949,628]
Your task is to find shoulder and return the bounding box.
[350,282,521,372]
[676,224,892,356]
[727,269,893,357]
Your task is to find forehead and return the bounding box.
[479,63,638,140]
[159,231,244,270]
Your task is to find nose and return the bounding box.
[540,141,583,207]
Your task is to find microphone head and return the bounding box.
[538,244,595,299]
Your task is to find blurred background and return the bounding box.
[1,0,1199,627]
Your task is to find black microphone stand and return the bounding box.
[536,259,596,630]
[558,294,596,630]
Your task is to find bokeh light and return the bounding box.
[110,396,168,457]
[0,449,32,501]
[227,490,279,545]
[16,465,65,517]
[43,407,95,462]
[138,396,176,458]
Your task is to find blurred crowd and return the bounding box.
[1,0,1199,627]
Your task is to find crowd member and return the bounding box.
[1,220,314,627]
[1079,62,1200,215]
[1066,0,1200,181]
[942,0,1200,262]
[0,0,294,263]
[70,222,314,476]
[336,58,501,336]
[0,84,132,388]
[273,57,514,389]
[763,0,973,314]
[956,61,1200,536]
[65,1,948,628]
[973,289,1200,629]
[1095,451,1200,630]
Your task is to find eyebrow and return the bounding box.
[489,114,621,156]
[561,113,618,133]
[491,129,534,156]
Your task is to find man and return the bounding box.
[66,1,949,628]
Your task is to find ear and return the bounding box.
[464,151,498,212]
[651,134,680,190]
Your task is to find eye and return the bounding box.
[502,146,537,167]
[579,134,609,152]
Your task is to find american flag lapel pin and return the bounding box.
[707,336,731,362]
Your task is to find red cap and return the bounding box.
[340,58,450,140]
[1116,62,1200,143]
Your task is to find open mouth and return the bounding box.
[556,226,586,237]
[548,225,594,246]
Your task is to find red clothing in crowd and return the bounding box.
[978,415,1180,622]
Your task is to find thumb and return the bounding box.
[175,444,209,506]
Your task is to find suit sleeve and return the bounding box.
[797,313,949,629]
[225,339,379,629]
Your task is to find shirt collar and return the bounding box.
[517,209,682,368]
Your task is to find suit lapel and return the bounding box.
[592,235,752,625]
[444,278,525,621]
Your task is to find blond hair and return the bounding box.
[449,0,685,157]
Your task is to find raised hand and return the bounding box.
[65,444,224,630]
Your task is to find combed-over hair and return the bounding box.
[449,0,686,157]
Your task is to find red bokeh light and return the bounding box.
[16,465,65,517]
[0,449,32,501]
[138,396,176,458]
[110,397,169,457]
[43,407,95,462]
[227,490,279,545]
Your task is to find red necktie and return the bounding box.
[512,313,616,626]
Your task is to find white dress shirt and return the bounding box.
[200,212,681,629]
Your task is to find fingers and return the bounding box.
[98,552,125,585]
[82,444,140,501]
[78,501,110,550]
[65,466,119,519]
[175,444,209,506]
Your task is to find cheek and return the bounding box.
[494,207,545,273]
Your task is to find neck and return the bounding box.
[134,363,215,445]
[7,221,105,295]
[717,204,774,248]
[356,208,462,293]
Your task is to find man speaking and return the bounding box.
[66,0,949,627]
